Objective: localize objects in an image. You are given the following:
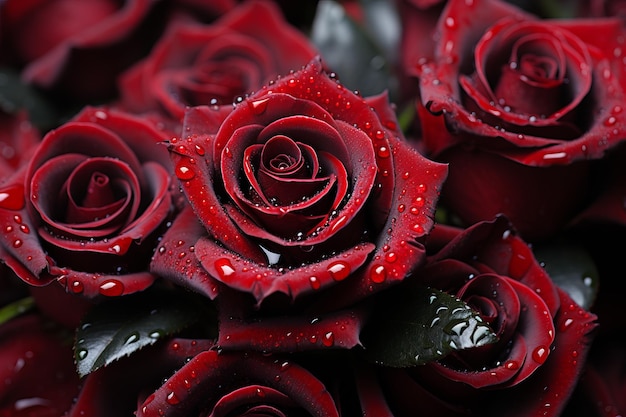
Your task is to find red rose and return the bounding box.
[405,0,626,240]
[0,107,176,297]
[0,314,79,417]
[137,349,340,417]
[376,217,597,417]
[152,57,447,315]
[64,336,340,417]
[117,0,318,122]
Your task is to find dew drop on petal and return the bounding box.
[70,280,84,294]
[166,392,180,405]
[309,276,321,290]
[215,258,236,281]
[532,345,549,364]
[327,261,351,281]
[175,162,196,181]
[99,279,125,297]
[370,264,387,283]
[0,184,25,210]
[322,331,335,347]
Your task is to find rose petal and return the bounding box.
[150,205,220,300]
[217,301,366,352]
[196,235,375,302]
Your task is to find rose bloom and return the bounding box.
[404,0,626,240]
[369,216,597,417]
[117,0,318,124]
[0,107,176,297]
[64,337,341,417]
[151,57,447,346]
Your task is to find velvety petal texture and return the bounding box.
[118,0,318,122]
[161,57,447,310]
[0,107,175,297]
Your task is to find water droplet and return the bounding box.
[99,279,124,297]
[385,252,397,263]
[194,144,205,156]
[125,332,139,345]
[256,387,266,397]
[71,280,84,294]
[175,161,195,180]
[327,261,351,281]
[532,345,549,364]
[504,360,519,370]
[19,224,29,233]
[309,276,321,290]
[149,330,163,339]
[215,258,236,281]
[604,116,617,127]
[445,17,456,28]
[417,183,427,193]
[77,349,88,360]
[397,204,405,213]
[12,239,22,248]
[370,264,387,283]
[374,130,385,140]
[0,184,25,210]
[322,331,335,347]
[377,146,390,158]
[559,318,574,331]
[248,98,270,115]
[166,392,180,405]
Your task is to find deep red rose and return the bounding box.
[0,107,176,297]
[375,217,597,417]
[152,56,446,312]
[0,314,80,417]
[137,349,340,417]
[405,0,626,240]
[117,0,318,123]
[64,337,341,417]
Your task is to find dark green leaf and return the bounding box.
[533,241,599,310]
[74,289,206,377]
[311,0,394,98]
[0,297,35,326]
[0,67,60,130]
[361,286,497,367]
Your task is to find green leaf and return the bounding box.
[0,297,35,326]
[361,286,497,367]
[311,0,394,99]
[74,289,207,377]
[533,241,599,310]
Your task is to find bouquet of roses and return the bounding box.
[0,0,624,416]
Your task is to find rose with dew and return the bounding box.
[373,217,597,417]
[404,0,626,240]
[0,107,176,297]
[151,57,447,350]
